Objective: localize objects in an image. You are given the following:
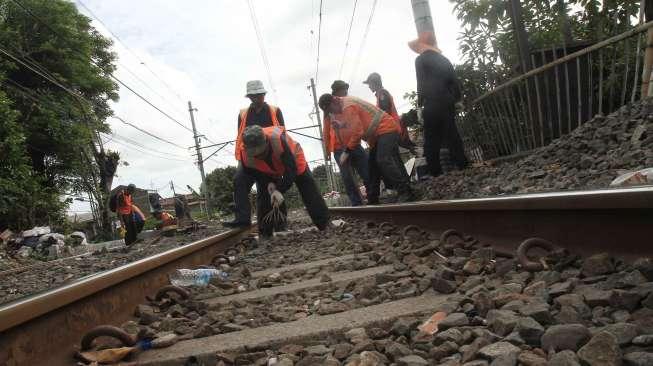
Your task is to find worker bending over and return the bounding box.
[324,81,370,206]
[319,95,416,204]
[223,80,286,228]
[240,125,330,239]
[152,210,177,229]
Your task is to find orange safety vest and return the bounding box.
[324,113,358,153]
[235,104,281,160]
[344,96,399,148]
[117,191,133,215]
[161,212,176,227]
[376,89,400,121]
[241,126,307,177]
[376,89,413,148]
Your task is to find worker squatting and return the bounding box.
[223,30,468,241]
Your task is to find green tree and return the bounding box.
[0,0,119,234]
[203,166,238,214]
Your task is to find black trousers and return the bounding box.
[233,163,257,223]
[121,213,142,246]
[256,168,330,237]
[423,102,468,176]
[367,132,411,203]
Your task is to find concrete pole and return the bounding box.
[641,0,653,98]
[188,101,211,217]
[309,78,335,192]
[411,0,434,34]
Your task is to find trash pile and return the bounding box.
[1,226,87,262]
[422,99,653,200]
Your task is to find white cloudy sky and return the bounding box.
[69,0,465,214]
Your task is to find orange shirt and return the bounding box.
[117,191,133,215]
[322,96,400,150]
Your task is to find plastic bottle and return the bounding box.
[169,268,228,287]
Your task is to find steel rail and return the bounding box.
[330,187,653,259]
[0,226,252,366]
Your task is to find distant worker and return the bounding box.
[364,72,415,150]
[240,125,330,239]
[152,210,177,229]
[319,95,416,204]
[223,80,285,228]
[331,80,349,97]
[324,81,370,206]
[410,32,468,177]
[116,184,145,246]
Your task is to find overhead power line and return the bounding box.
[339,0,358,79]
[109,132,191,159]
[111,116,187,149]
[106,136,191,163]
[315,0,324,84]
[74,0,188,116]
[349,0,378,84]
[247,0,277,101]
[9,0,193,134]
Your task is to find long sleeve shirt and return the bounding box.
[415,50,461,107]
[242,134,297,193]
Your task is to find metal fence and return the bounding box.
[459,21,653,162]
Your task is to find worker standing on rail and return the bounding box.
[324,81,370,206]
[223,80,286,228]
[240,125,330,239]
[319,94,416,204]
[410,32,468,177]
[364,72,416,151]
[116,184,145,246]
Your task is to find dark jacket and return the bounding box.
[415,50,461,108]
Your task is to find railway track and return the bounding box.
[0,187,651,366]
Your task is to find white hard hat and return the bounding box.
[245,80,267,97]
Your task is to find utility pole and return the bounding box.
[309,78,335,192]
[170,180,176,196]
[188,101,211,217]
[411,0,434,34]
[509,0,532,73]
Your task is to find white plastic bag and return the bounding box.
[610,168,653,187]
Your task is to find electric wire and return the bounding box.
[9,0,194,134]
[111,116,187,149]
[315,0,324,84]
[348,0,378,84]
[247,0,277,101]
[338,0,358,79]
[74,0,188,117]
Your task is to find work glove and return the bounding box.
[339,151,349,166]
[270,190,284,208]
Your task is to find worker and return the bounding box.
[364,72,416,150]
[152,210,177,229]
[240,125,330,239]
[319,95,416,204]
[223,80,285,228]
[116,184,145,246]
[331,80,349,97]
[324,82,370,206]
[410,31,468,177]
